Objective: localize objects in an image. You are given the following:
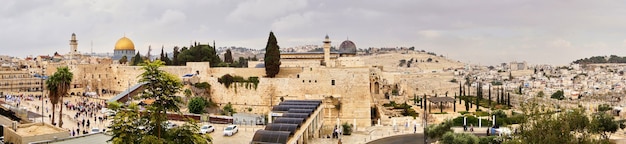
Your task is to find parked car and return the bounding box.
[91,127,100,134]
[166,121,178,129]
[199,124,215,134]
[223,125,238,136]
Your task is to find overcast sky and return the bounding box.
[3,0,626,65]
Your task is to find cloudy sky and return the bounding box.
[3,0,626,65]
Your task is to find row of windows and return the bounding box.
[2,81,41,86]
[300,80,336,86]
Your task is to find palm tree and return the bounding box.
[45,75,59,126]
[46,67,73,127]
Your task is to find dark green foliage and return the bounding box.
[131,52,143,66]
[597,104,612,112]
[574,55,626,64]
[119,55,128,64]
[510,99,607,144]
[551,90,565,100]
[591,112,620,140]
[217,74,259,89]
[441,132,479,144]
[478,136,498,144]
[342,122,352,135]
[237,57,249,68]
[188,97,207,114]
[452,115,492,127]
[175,44,221,66]
[222,102,236,116]
[382,101,418,118]
[426,120,453,139]
[264,32,281,77]
[172,47,180,65]
[194,82,211,90]
[109,60,209,144]
[224,49,233,63]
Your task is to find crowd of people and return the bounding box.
[3,92,111,137]
[65,97,108,136]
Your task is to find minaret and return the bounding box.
[70,33,78,54]
[323,35,331,67]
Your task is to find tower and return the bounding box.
[70,33,78,54]
[323,35,331,67]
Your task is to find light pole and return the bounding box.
[41,66,45,123]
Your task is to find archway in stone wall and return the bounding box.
[373,82,380,94]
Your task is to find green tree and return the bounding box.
[119,55,128,64]
[597,104,612,112]
[45,66,73,127]
[342,122,352,135]
[184,89,192,97]
[224,49,233,63]
[426,120,453,139]
[222,102,236,116]
[510,99,603,144]
[108,102,144,143]
[172,47,180,65]
[264,31,281,78]
[175,44,221,66]
[441,132,479,144]
[590,112,620,140]
[109,60,208,144]
[188,97,207,114]
[550,90,565,100]
[132,52,143,66]
[138,60,183,138]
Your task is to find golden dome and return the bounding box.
[114,37,135,51]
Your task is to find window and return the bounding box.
[331,80,335,86]
[297,74,300,78]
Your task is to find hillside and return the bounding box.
[361,51,465,72]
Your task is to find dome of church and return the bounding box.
[114,37,135,51]
[339,40,357,54]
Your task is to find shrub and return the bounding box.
[441,132,479,144]
[452,116,492,127]
[342,122,352,135]
[222,102,236,116]
[194,82,210,89]
[188,97,207,114]
[459,111,470,115]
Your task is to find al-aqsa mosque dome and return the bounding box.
[112,36,136,61]
[339,39,357,56]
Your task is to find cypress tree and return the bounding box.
[224,49,233,63]
[160,46,165,60]
[488,85,491,107]
[173,47,180,65]
[496,87,500,104]
[264,31,281,78]
[132,52,143,66]
[507,93,511,107]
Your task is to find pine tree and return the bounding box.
[224,49,233,63]
[264,31,281,78]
